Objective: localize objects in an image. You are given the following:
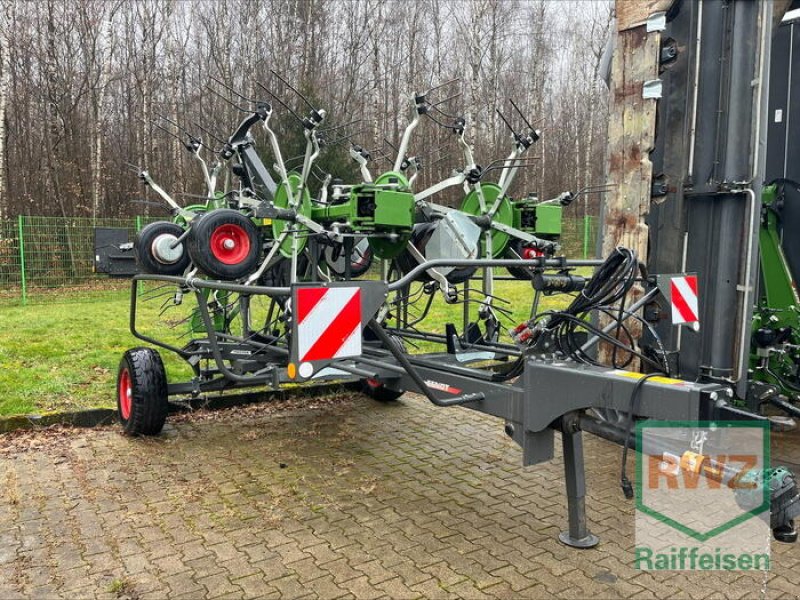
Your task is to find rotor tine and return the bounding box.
[161,115,204,148]
[509,98,536,132]
[424,77,460,97]
[321,118,363,133]
[255,81,303,124]
[151,118,184,143]
[496,108,516,135]
[206,84,249,113]
[208,74,257,104]
[432,91,461,108]
[270,69,315,111]
[191,121,225,145]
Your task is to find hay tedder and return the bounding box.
[117,3,800,548]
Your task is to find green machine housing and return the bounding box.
[312,185,415,233]
[512,197,562,239]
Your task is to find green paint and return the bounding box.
[460,183,513,256]
[535,205,562,235]
[750,184,800,395]
[272,172,312,257]
[366,171,414,259]
[510,197,563,239]
[583,215,591,259]
[17,215,26,306]
[373,171,410,188]
[758,185,798,318]
[371,189,415,229]
[311,201,354,222]
[368,234,411,260]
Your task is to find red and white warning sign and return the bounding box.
[296,286,362,371]
[670,275,699,325]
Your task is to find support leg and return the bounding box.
[558,424,599,548]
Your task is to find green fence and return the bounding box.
[0,214,600,306]
[562,215,600,260]
[0,216,154,306]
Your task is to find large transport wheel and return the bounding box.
[188,209,261,280]
[117,347,169,436]
[134,221,191,276]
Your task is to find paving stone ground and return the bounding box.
[1,391,799,599]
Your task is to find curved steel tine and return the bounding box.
[270,69,315,111]
[496,107,516,135]
[509,98,537,132]
[321,118,363,133]
[206,84,249,113]
[423,77,460,97]
[255,81,303,124]
[208,74,259,104]
[190,121,226,145]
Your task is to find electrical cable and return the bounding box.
[619,373,661,499]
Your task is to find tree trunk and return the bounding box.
[0,3,9,222]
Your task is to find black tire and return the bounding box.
[188,209,261,280]
[360,334,406,402]
[395,222,477,284]
[117,347,169,436]
[134,221,191,276]
[258,253,311,287]
[360,378,405,402]
[505,240,537,280]
[324,238,374,278]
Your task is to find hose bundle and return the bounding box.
[527,247,670,374]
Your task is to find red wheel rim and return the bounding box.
[119,368,132,420]
[210,224,251,265]
[365,378,382,390]
[521,246,544,259]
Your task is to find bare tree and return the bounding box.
[0,0,612,222]
[0,1,10,221]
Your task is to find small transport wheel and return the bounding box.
[117,347,169,436]
[188,209,261,279]
[505,240,544,280]
[134,221,191,276]
[360,378,405,402]
[360,334,406,402]
[324,237,374,278]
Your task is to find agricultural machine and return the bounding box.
[116,1,800,548]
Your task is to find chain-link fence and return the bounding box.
[0,214,600,306]
[562,215,601,259]
[0,216,154,306]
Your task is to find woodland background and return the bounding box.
[0,0,612,221]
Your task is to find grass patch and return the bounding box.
[0,273,578,417]
[0,288,192,416]
[108,577,136,598]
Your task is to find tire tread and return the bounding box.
[119,347,168,436]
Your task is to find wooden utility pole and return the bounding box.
[600,1,675,366]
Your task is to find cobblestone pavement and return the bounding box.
[1,392,799,599]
